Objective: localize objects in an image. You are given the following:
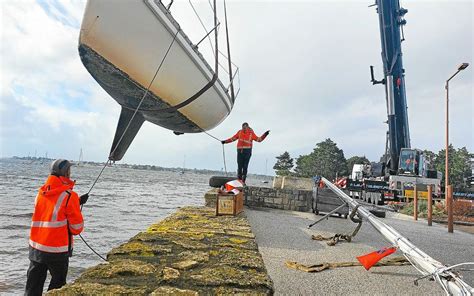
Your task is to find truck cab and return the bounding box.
[398,148,421,176]
[397,148,438,179]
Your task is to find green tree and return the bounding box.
[434,145,472,188]
[294,138,347,179]
[346,155,370,173]
[293,154,313,177]
[273,151,294,176]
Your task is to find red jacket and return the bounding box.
[29,175,84,254]
[225,128,267,149]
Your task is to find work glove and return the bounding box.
[264,130,270,136]
[221,140,226,144]
[79,193,89,205]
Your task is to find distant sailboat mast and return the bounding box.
[78,148,84,166]
[181,155,186,174]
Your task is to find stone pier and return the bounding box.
[48,207,274,295]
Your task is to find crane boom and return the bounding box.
[348,0,442,206]
[371,0,410,174]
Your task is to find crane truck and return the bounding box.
[347,0,441,205]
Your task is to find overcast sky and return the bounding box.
[1,0,472,175]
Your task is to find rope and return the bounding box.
[79,234,107,261]
[286,256,410,273]
[108,29,180,159]
[200,129,228,176]
[132,0,220,113]
[77,24,181,263]
[84,28,179,196]
[86,160,111,195]
[312,233,353,246]
[78,0,224,260]
[222,144,228,176]
[311,207,363,246]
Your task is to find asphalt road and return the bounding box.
[245,207,474,296]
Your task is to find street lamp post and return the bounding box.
[445,62,469,233]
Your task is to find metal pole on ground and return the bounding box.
[413,185,418,221]
[447,185,454,233]
[427,185,432,226]
[320,177,473,294]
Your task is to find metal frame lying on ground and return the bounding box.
[321,177,474,296]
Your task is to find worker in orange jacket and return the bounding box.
[222,122,269,183]
[25,159,89,295]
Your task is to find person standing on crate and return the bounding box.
[221,122,270,183]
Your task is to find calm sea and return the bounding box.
[0,158,270,295]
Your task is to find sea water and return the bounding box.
[0,158,270,294]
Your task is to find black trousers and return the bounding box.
[25,258,68,296]
[237,148,252,182]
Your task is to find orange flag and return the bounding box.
[357,247,397,270]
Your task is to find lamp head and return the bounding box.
[458,63,469,71]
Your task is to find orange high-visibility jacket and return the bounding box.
[224,128,267,149]
[29,175,84,253]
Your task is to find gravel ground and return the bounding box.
[246,207,474,296]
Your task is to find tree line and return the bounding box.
[273,138,472,189]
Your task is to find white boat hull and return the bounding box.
[79,0,234,160]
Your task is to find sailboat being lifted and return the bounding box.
[79,0,237,161]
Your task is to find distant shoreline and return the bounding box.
[2,156,274,179]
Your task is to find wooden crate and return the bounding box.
[216,192,244,216]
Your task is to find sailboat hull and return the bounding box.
[79,44,201,132]
[79,0,233,132]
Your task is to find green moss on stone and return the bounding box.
[108,241,171,258]
[216,248,265,270]
[56,206,273,295]
[46,282,148,295]
[177,250,209,263]
[229,238,249,244]
[189,265,273,289]
[151,286,199,296]
[80,259,156,279]
[214,286,272,296]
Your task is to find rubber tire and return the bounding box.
[377,194,385,205]
[369,210,386,218]
[209,176,238,188]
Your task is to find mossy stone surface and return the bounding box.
[47,206,274,295]
[151,286,199,296]
[47,282,148,295]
